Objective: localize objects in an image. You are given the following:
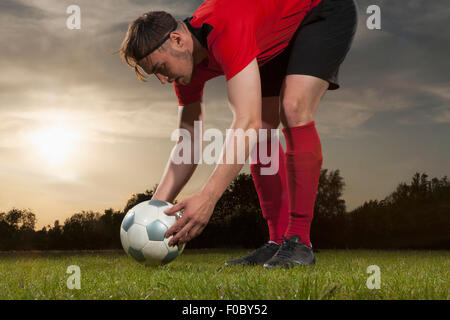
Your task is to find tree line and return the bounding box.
[0,171,448,250]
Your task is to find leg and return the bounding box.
[280,75,328,247]
[250,96,289,245]
[225,97,289,266]
[264,0,357,268]
[280,75,328,127]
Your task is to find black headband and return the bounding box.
[136,21,178,62]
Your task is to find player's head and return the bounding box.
[119,11,195,85]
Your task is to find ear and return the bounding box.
[169,30,186,49]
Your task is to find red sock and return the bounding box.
[282,121,323,247]
[250,137,289,244]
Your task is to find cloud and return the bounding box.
[430,108,450,124]
[392,84,450,125]
[0,100,180,149]
[0,0,52,20]
[316,100,374,139]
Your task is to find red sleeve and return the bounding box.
[209,18,259,81]
[173,60,221,106]
[174,77,205,106]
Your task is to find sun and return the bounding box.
[30,125,80,165]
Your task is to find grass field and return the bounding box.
[0,249,448,300]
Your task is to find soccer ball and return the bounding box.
[120,199,185,266]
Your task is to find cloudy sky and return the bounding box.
[0,0,448,228]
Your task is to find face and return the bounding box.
[138,33,194,86]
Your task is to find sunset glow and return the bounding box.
[30,125,80,166]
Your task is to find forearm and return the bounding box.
[201,119,260,202]
[153,100,204,203]
[152,142,199,203]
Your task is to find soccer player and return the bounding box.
[119,0,357,268]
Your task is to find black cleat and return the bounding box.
[263,235,315,269]
[225,242,280,266]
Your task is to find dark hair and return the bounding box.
[118,11,178,82]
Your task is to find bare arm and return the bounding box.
[201,58,262,201]
[152,100,204,203]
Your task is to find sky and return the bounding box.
[0,0,449,229]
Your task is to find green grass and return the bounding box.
[0,249,448,300]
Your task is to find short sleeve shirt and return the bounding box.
[174,0,323,106]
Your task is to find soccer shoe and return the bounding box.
[224,242,280,266]
[263,235,315,269]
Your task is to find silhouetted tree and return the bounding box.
[0,208,36,249]
[0,212,15,250]
[189,173,268,248]
[100,208,125,249]
[47,220,63,249]
[311,169,348,248]
[123,184,158,213]
[347,172,450,249]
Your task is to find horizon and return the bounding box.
[2,168,445,230]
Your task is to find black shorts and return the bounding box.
[260,0,358,96]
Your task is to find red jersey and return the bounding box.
[174,0,323,106]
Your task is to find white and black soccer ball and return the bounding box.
[120,199,185,266]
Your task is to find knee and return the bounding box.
[281,95,315,126]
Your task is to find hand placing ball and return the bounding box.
[120,200,185,266]
[163,191,216,247]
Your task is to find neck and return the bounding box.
[191,33,207,66]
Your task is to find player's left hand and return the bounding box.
[164,191,216,246]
